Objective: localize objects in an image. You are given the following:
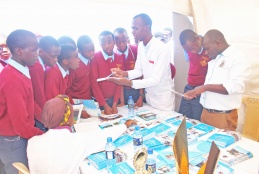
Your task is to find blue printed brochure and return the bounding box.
[149,123,172,135]
[190,156,234,174]
[188,140,212,160]
[113,134,133,148]
[108,162,135,174]
[187,123,215,137]
[141,128,156,141]
[87,152,116,170]
[219,146,253,166]
[143,137,168,151]
[157,150,176,168]
[156,160,176,174]
[207,130,241,148]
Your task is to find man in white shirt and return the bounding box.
[108,13,174,111]
[184,29,250,130]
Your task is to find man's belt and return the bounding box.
[205,108,232,114]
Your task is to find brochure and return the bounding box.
[219,146,253,166]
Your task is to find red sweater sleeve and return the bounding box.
[90,58,106,106]
[45,66,61,101]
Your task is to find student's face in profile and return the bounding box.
[202,38,219,59]
[0,44,11,60]
[131,17,148,42]
[114,32,128,53]
[99,34,115,56]
[79,43,95,60]
[67,50,80,70]
[40,46,60,67]
[183,39,202,54]
[20,37,39,66]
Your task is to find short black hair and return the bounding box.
[39,36,60,52]
[113,28,128,36]
[58,36,76,48]
[179,29,197,46]
[133,13,152,29]
[99,31,114,41]
[6,29,37,54]
[58,44,76,63]
[77,35,93,51]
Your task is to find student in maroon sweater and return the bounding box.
[178,29,210,121]
[113,28,144,107]
[0,29,44,174]
[58,36,77,48]
[0,34,11,73]
[45,44,79,101]
[67,35,95,118]
[29,36,61,129]
[91,31,124,115]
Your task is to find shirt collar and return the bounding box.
[8,58,31,79]
[101,50,114,61]
[198,47,204,55]
[38,57,45,71]
[78,53,90,65]
[56,62,69,78]
[0,58,9,64]
[116,46,129,59]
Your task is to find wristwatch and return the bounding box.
[139,93,145,98]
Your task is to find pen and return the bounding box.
[171,90,185,97]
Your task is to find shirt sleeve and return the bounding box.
[90,59,106,106]
[223,57,251,95]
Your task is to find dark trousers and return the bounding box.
[178,84,203,121]
[34,119,48,132]
[123,88,140,105]
[0,136,28,174]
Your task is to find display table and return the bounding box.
[79,104,259,174]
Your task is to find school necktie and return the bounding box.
[106,57,112,63]
[121,53,126,59]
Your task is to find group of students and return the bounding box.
[0,12,250,174]
[0,13,175,174]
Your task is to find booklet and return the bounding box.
[81,99,101,116]
[136,110,157,121]
[157,150,176,168]
[143,137,167,151]
[187,123,215,137]
[156,161,176,174]
[108,162,135,174]
[188,140,212,160]
[72,104,84,124]
[207,130,242,148]
[87,151,116,170]
[219,146,253,166]
[149,123,172,135]
[113,134,133,148]
[141,127,156,141]
[190,156,234,174]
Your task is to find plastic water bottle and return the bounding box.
[146,148,156,174]
[132,125,143,152]
[105,137,116,169]
[128,96,134,119]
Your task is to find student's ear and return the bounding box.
[62,59,69,66]
[15,47,23,57]
[38,48,44,57]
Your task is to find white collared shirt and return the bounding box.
[101,50,114,61]
[200,46,251,110]
[38,57,45,71]
[78,53,90,65]
[8,58,31,79]
[116,46,129,59]
[56,62,69,78]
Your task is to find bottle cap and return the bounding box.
[107,137,112,142]
[129,96,132,99]
[147,148,153,154]
[135,125,140,130]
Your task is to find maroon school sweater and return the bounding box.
[29,60,47,109]
[91,51,124,106]
[67,59,91,99]
[0,65,43,139]
[45,64,69,101]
